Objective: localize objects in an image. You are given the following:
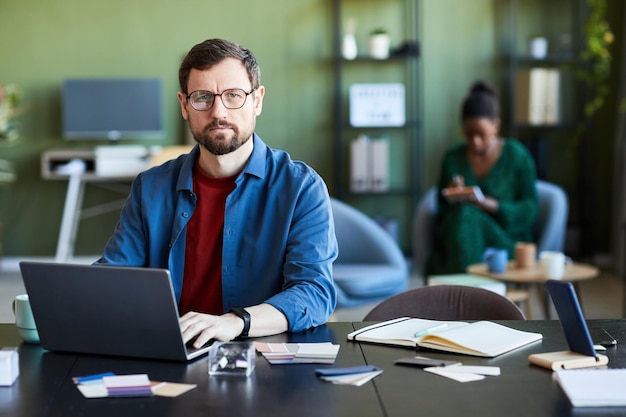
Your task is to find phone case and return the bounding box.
[441,186,485,203]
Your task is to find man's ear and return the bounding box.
[253,85,265,116]
[177,91,189,120]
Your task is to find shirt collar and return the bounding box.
[241,133,266,180]
[178,133,267,191]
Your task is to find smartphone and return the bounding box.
[441,186,485,203]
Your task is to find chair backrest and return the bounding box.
[363,285,526,321]
[331,198,406,267]
[412,187,438,275]
[533,180,568,253]
[412,180,569,275]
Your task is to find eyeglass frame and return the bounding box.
[185,88,257,111]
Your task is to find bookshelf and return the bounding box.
[331,0,422,253]
[499,0,588,257]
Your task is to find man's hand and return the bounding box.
[179,311,244,348]
[180,304,289,348]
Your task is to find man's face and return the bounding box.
[178,58,264,155]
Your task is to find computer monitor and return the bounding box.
[61,78,164,141]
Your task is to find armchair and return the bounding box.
[413,180,569,278]
[331,198,409,308]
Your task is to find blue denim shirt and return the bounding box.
[96,134,338,331]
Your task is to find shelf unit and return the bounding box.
[499,0,589,257]
[331,0,422,253]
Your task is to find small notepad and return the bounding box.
[554,368,626,407]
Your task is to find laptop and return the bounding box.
[19,261,212,361]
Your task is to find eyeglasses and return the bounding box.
[186,88,256,111]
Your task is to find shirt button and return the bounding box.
[182,212,189,218]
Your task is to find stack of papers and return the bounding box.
[555,368,626,407]
[104,374,152,397]
[316,365,383,386]
[255,342,340,364]
[73,373,196,399]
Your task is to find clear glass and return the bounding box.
[208,341,255,377]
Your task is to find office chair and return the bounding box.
[363,285,526,321]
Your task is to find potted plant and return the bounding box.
[0,83,25,259]
[0,84,25,142]
[576,0,622,119]
[368,28,391,60]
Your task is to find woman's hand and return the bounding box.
[448,174,465,188]
[474,196,499,214]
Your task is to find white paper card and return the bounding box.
[424,367,485,382]
[442,365,501,376]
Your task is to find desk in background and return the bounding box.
[40,146,191,262]
[1,320,625,417]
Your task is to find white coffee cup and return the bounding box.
[539,251,572,279]
[530,37,548,59]
[12,294,40,344]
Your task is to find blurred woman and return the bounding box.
[427,80,538,274]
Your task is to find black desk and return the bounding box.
[0,323,381,417]
[1,320,625,417]
[360,319,626,417]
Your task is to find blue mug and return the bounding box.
[483,247,508,273]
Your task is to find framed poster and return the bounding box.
[349,83,406,127]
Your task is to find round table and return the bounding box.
[466,261,600,318]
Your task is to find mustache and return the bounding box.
[205,120,234,130]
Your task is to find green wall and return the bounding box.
[0,0,621,258]
[0,0,337,256]
[421,0,499,187]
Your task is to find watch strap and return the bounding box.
[230,307,250,338]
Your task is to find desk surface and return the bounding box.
[467,261,599,283]
[1,320,625,417]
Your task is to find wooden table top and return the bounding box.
[467,261,599,284]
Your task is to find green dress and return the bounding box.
[427,139,538,275]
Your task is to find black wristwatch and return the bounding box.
[230,307,251,338]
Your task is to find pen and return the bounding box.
[73,372,115,384]
[414,324,448,338]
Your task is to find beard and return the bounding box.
[189,118,254,156]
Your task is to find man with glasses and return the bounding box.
[96,39,337,346]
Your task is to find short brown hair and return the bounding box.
[178,38,261,94]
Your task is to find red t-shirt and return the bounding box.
[178,164,237,315]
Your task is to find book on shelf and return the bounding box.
[350,135,370,192]
[515,68,561,125]
[349,135,390,193]
[347,317,543,358]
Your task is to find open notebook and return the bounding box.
[347,317,542,358]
